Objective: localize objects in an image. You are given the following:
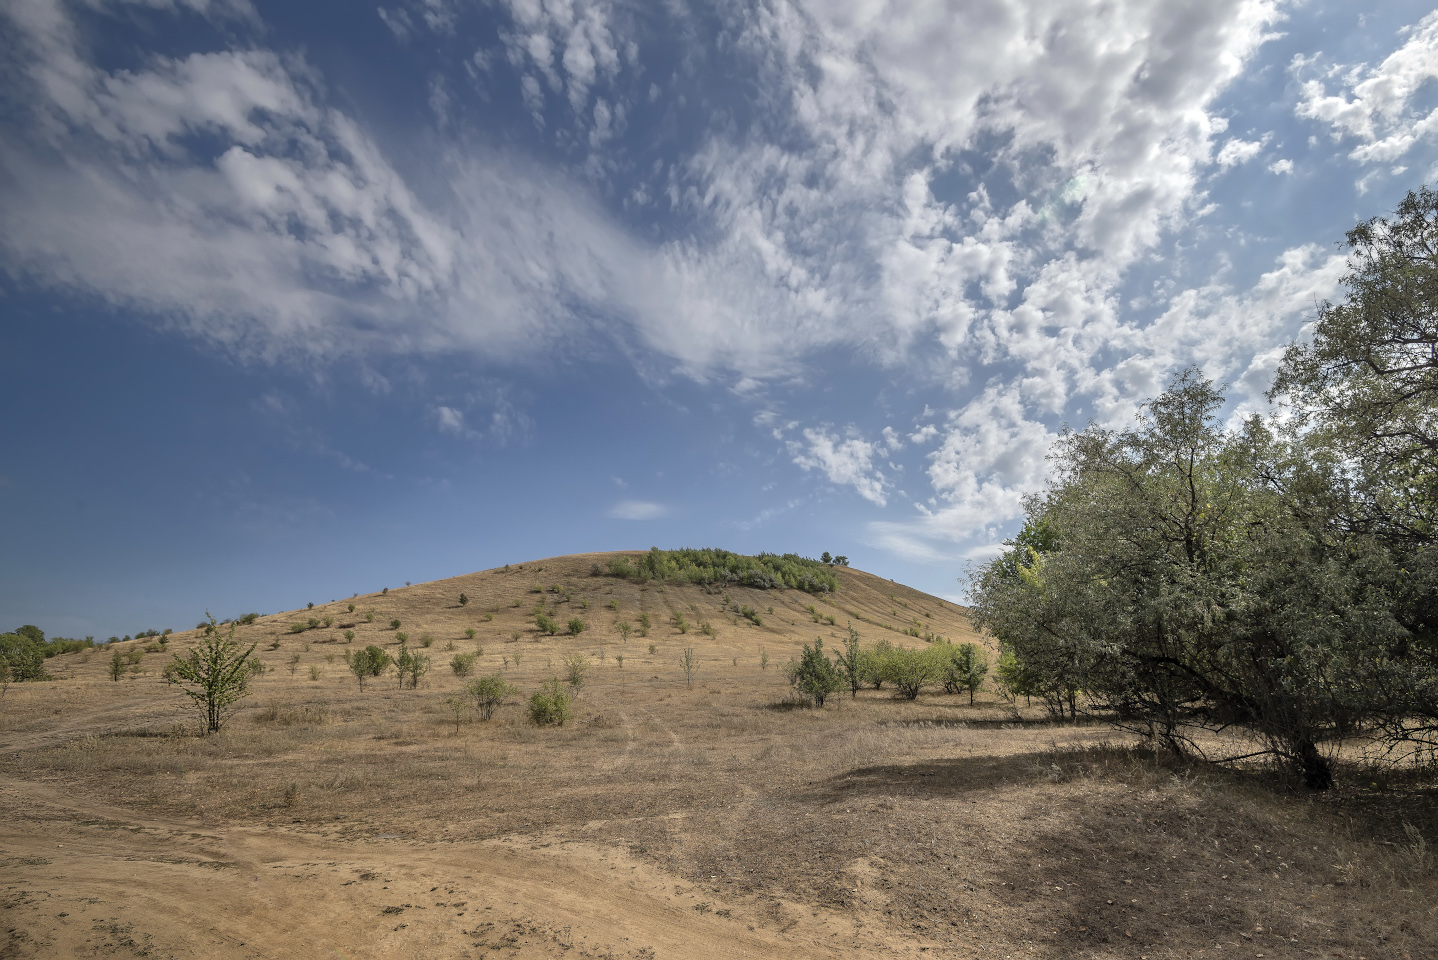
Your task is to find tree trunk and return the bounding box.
[1297,741,1333,790]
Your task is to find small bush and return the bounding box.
[618,621,632,643]
[396,643,429,689]
[308,665,321,681]
[389,619,401,631]
[347,603,356,613]
[607,599,619,611]
[679,648,698,687]
[365,611,375,623]
[563,653,589,693]
[648,643,657,655]
[346,645,391,689]
[674,614,689,634]
[700,621,715,636]
[307,602,314,610]
[886,646,941,700]
[467,674,517,720]
[482,613,493,622]
[239,613,260,625]
[567,617,586,636]
[459,592,469,606]
[741,606,762,626]
[419,633,434,648]
[451,652,478,677]
[535,613,559,636]
[288,623,308,634]
[527,678,572,726]
[343,629,355,642]
[787,638,842,706]
[615,654,624,668]
[322,617,333,628]
[465,627,477,639]
[395,631,409,644]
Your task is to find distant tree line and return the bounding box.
[604,547,839,594]
[968,187,1438,789]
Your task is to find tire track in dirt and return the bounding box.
[0,773,928,960]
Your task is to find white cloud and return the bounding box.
[1295,12,1438,165]
[789,427,891,507]
[1268,157,1294,174]
[607,500,668,520]
[1215,136,1267,167]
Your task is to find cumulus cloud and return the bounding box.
[1295,11,1438,165]
[607,500,668,520]
[1215,136,1268,167]
[789,427,892,507]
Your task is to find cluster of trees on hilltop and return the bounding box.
[605,547,839,594]
[969,187,1438,790]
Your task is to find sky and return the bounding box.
[3,0,1438,640]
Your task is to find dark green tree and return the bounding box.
[790,638,842,706]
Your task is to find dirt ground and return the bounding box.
[3,554,1437,959]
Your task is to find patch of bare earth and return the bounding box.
[2,553,1436,958]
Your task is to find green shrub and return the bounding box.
[459,593,469,606]
[0,632,49,682]
[617,622,632,643]
[288,623,308,634]
[346,645,391,689]
[307,617,320,629]
[347,603,356,613]
[482,613,493,622]
[239,613,260,625]
[607,547,838,594]
[700,620,715,636]
[674,614,689,634]
[615,654,624,668]
[740,605,762,626]
[885,647,941,700]
[419,633,434,648]
[679,647,698,687]
[936,642,988,703]
[607,599,619,611]
[563,653,589,693]
[535,613,559,635]
[567,617,586,636]
[165,614,259,733]
[365,611,375,623]
[309,665,321,681]
[108,648,124,682]
[389,619,401,630]
[451,652,478,677]
[527,678,572,726]
[467,674,517,720]
[343,629,355,642]
[322,617,333,628]
[648,643,657,655]
[396,643,429,689]
[395,631,409,644]
[787,638,842,706]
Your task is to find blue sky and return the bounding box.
[4,0,1438,640]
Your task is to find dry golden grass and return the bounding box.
[2,551,1437,959]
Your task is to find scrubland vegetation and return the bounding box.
[5,190,1438,959]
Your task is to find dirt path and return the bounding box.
[0,774,924,960]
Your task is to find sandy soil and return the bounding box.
[4,554,1436,959]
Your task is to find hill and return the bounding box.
[1,552,1435,959]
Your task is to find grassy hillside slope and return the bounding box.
[2,553,1436,960]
